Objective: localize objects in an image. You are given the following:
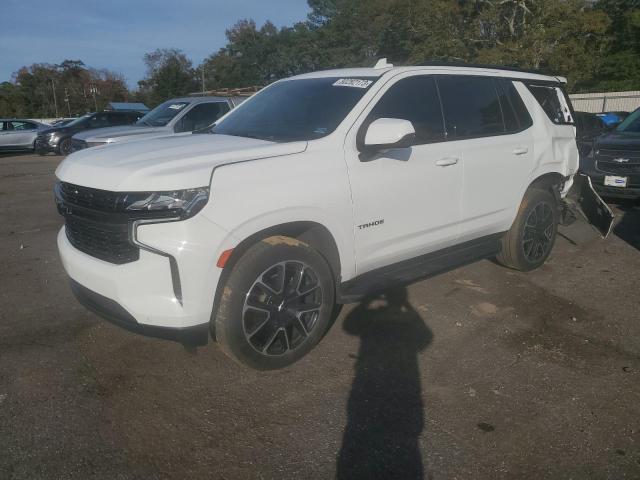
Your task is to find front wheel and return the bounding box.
[214,236,336,370]
[58,138,72,156]
[496,188,558,271]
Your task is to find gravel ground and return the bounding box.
[1,153,639,479]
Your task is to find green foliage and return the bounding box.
[137,49,197,106]
[2,0,640,117]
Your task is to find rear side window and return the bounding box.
[497,79,533,132]
[527,85,574,125]
[366,75,445,144]
[437,76,504,139]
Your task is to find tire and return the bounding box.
[58,138,72,156]
[214,235,336,370]
[496,188,558,271]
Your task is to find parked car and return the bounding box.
[0,119,48,152]
[596,111,629,128]
[574,111,610,156]
[54,62,609,370]
[71,97,244,151]
[50,118,75,127]
[580,106,640,200]
[36,110,145,155]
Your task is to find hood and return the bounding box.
[595,131,640,151]
[55,133,308,191]
[40,126,74,136]
[73,124,163,142]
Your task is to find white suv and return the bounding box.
[55,62,606,370]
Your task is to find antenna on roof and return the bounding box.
[373,58,393,69]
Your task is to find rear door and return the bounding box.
[436,75,535,241]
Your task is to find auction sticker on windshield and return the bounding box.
[168,103,187,110]
[333,78,373,88]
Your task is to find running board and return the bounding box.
[337,233,503,303]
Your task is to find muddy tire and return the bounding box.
[496,188,558,271]
[214,236,336,370]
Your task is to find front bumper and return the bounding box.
[35,137,58,153]
[579,157,640,199]
[58,214,236,344]
[69,278,209,345]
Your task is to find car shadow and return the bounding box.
[336,287,433,480]
[612,199,640,251]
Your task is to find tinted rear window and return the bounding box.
[527,84,574,125]
[437,76,504,139]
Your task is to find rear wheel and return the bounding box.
[214,236,336,370]
[496,188,558,271]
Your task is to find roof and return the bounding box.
[106,102,150,112]
[168,96,233,103]
[290,63,564,84]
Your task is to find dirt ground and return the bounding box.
[1,153,639,479]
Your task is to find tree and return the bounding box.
[138,49,197,106]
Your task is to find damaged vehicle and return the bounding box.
[54,61,612,370]
[580,106,640,200]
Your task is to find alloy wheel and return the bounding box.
[242,261,323,356]
[522,202,554,262]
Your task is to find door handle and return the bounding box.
[513,147,529,155]
[435,157,459,167]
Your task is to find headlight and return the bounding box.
[123,187,209,219]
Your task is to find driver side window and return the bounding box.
[365,75,446,145]
[175,103,229,133]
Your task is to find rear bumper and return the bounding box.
[70,278,209,346]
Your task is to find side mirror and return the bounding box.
[360,118,416,153]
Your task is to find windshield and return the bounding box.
[616,108,640,134]
[211,77,377,142]
[136,101,190,127]
[65,114,92,128]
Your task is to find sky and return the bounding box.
[0,0,311,88]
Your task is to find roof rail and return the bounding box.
[418,61,549,76]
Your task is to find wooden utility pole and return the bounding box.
[64,87,71,116]
[51,79,59,118]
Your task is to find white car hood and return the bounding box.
[56,133,308,191]
[73,125,165,142]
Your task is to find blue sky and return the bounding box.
[0,0,310,88]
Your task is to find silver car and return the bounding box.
[71,96,245,151]
[0,119,48,152]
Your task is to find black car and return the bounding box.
[580,107,640,200]
[35,110,144,155]
[574,111,610,157]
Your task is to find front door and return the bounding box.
[344,74,463,275]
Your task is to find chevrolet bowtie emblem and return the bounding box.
[612,158,630,163]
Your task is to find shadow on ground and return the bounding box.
[337,287,433,480]
[612,199,640,251]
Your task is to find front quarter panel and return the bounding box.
[203,143,356,280]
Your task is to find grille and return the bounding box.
[596,162,640,175]
[55,182,139,264]
[595,148,640,175]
